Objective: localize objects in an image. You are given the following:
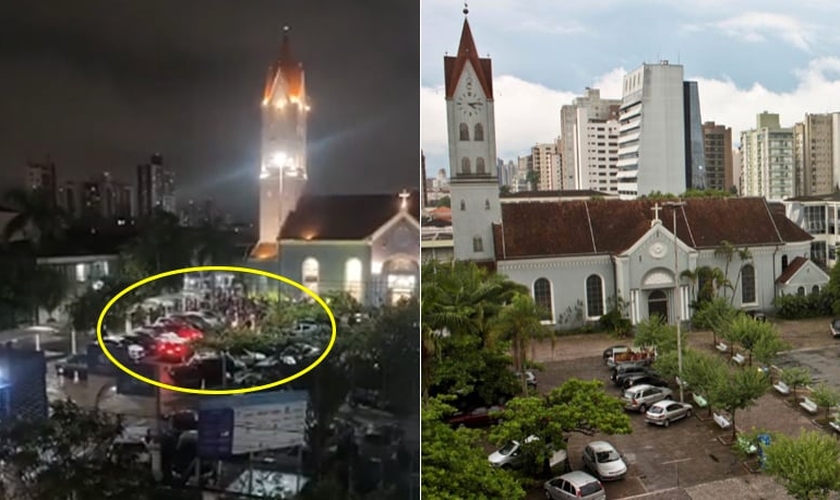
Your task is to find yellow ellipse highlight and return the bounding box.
[95,265,337,396]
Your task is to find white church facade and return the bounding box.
[443,12,828,325]
[246,28,420,306]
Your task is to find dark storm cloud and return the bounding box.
[0,0,419,219]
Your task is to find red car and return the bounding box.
[447,405,504,428]
[155,334,192,362]
[157,319,203,341]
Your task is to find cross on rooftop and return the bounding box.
[399,189,410,210]
[651,203,663,222]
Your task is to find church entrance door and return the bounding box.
[647,290,668,322]
[387,274,416,305]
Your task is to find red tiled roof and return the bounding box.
[775,256,808,284]
[443,19,493,99]
[494,197,812,260]
[280,191,420,241]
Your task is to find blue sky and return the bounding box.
[421,0,840,175]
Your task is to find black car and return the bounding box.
[56,354,88,379]
[832,319,840,338]
[613,366,654,386]
[610,362,646,381]
[621,374,668,390]
[168,355,240,389]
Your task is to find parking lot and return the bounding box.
[523,355,746,499]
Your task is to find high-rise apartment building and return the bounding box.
[701,122,734,192]
[683,82,706,189]
[136,153,175,216]
[81,181,102,218]
[26,159,57,203]
[560,88,621,192]
[793,113,838,196]
[741,112,795,200]
[733,148,743,195]
[57,181,78,218]
[531,143,561,191]
[617,61,688,199]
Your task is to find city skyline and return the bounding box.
[421,0,840,175]
[1,0,419,220]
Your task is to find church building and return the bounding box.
[247,28,420,306]
[444,11,828,325]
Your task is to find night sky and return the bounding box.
[0,0,419,220]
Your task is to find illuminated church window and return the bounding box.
[302,257,319,294]
[345,258,363,302]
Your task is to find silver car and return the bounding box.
[544,471,605,500]
[622,384,673,413]
[581,441,627,481]
[645,399,693,427]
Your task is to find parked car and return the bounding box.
[56,354,88,379]
[831,318,840,338]
[514,370,537,389]
[645,400,693,427]
[602,345,628,362]
[447,405,503,428]
[544,471,605,500]
[581,441,627,481]
[611,364,652,385]
[622,384,673,413]
[488,435,539,469]
[621,373,669,390]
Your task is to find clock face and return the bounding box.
[455,88,484,118]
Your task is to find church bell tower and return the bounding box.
[253,26,310,259]
[445,6,500,262]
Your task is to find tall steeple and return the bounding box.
[443,5,493,100]
[253,25,310,260]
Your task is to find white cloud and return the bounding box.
[696,12,815,51]
[421,57,840,166]
[507,18,588,35]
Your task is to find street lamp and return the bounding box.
[664,201,687,403]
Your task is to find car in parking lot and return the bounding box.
[581,441,627,481]
[56,354,88,379]
[831,318,840,338]
[622,384,673,413]
[611,364,653,385]
[488,435,539,469]
[544,470,605,500]
[602,345,628,362]
[447,405,503,428]
[645,400,693,427]
[620,373,669,390]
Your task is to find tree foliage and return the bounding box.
[493,293,552,393]
[422,397,525,500]
[0,400,183,500]
[810,383,840,420]
[690,297,740,347]
[634,315,684,355]
[490,379,631,476]
[763,430,840,500]
[729,315,787,367]
[708,367,770,440]
[780,367,812,401]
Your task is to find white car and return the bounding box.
[581,441,627,481]
[488,435,539,469]
[544,471,606,500]
[645,400,693,427]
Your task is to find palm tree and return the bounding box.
[492,293,552,393]
[714,241,736,299]
[3,187,69,249]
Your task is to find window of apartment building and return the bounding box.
[472,236,484,253]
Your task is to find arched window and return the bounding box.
[344,258,363,302]
[533,278,552,321]
[484,199,490,210]
[460,200,466,211]
[461,157,472,174]
[472,236,483,252]
[741,264,756,304]
[586,275,605,317]
[459,123,470,141]
[781,255,789,270]
[797,286,805,296]
[302,258,319,295]
[474,123,484,141]
[476,157,486,174]
[812,285,820,294]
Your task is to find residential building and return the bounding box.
[733,148,743,195]
[784,193,840,268]
[136,153,175,217]
[560,87,621,193]
[57,181,78,218]
[531,142,561,191]
[702,122,734,192]
[683,82,706,190]
[741,112,795,201]
[617,61,688,199]
[26,159,57,203]
[793,113,837,196]
[80,181,102,219]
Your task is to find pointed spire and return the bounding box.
[443,4,493,99]
[279,25,296,66]
[463,2,469,16]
